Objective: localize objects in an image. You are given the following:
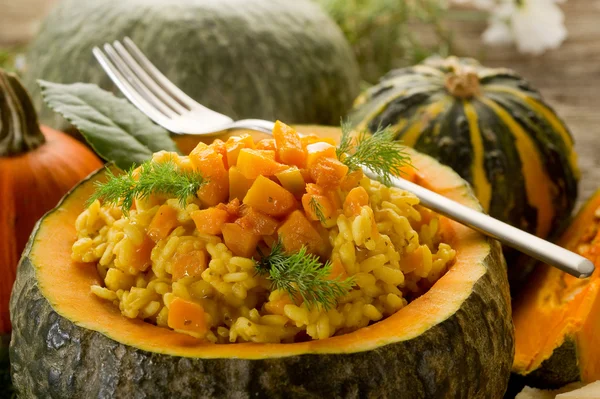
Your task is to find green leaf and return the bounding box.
[39,80,181,170]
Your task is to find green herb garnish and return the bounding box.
[88,160,205,214]
[337,121,412,186]
[256,240,354,310]
[40,80,180,170]
[309,197,327,224]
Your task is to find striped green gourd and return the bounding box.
[350,56,579,280]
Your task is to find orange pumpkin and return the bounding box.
[0,69,102,333]
[512,190,600,388]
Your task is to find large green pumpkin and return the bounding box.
[10,137,514,398]
[350,57,580,269]
[22,0,360,129]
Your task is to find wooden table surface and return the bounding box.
[452,1,600,209]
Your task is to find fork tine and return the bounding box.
[122,37,200,109]
[92,47,173,128]
[112,41,189,115]
[103,43,178,119]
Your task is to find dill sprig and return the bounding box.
[88,160,206,214]
[88,166,137,212]
[337,121,412,186]
[256,241,354,310]
[336,120,356,158]
[309,197,327,224]
[255,240,287,276]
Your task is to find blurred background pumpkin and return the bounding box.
[0,67,102,394]
[19,0,361,129]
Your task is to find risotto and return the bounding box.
[71,122,456,344]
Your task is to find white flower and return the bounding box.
[482,2,515,45]
[482,0,568,55]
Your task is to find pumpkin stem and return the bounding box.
[444,65,481,99]
[0,69,45,156]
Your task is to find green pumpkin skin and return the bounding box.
[23,0,360,129]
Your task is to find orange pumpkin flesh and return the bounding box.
[513,190,600,387]
[0,70,102,333]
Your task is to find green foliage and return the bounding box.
[89,160,206,214]
[316,0,451,83]
[256,240,354,310]
[39,81,180,170]
[338,121,412,186]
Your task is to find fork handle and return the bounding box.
[229,120,594,278]
[361,169,594,279]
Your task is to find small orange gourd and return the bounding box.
[0,69,102,333]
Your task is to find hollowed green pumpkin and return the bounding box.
[350,57,579,281]
[10,135,513,398]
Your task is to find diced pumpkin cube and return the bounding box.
[222,223,261,257]
[255,138,276,151]
[278,145,306,168]
[238,134,255,147]
[301,134,337,148]
[305,183,324,196]
[172,250,208,281]
[340,169,364,192]
[255,150,277,160]
[209,139,228,169]
[399,246,424,274]
[275,167,306,197]
[261,234,278,249]
[189,141,209,156]
[299,168,312,184]
[197,171,229,207]
[167,297,208,336]
[147,205,179,242]
[235,207,279,236]
[306,142,337,167]
[130,236,154,272]
[327,257,348,281]
[302,193,335,222]
[191,208,230,235]
[264,295,294,316]
[229,166,254,201]
[327,189,343,210]
[176,157,195,173]
[310,157,349,188]
[278,210,326,256]
[189,145,229,207]
[273,120,306,168]
[237,148,288,180]
[305,184,341,209]
[216,198,242,218]
[225,134,254,166]
[344,186,369,217]
[243,176,297,217]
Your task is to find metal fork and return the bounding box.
[93,38,595,278]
